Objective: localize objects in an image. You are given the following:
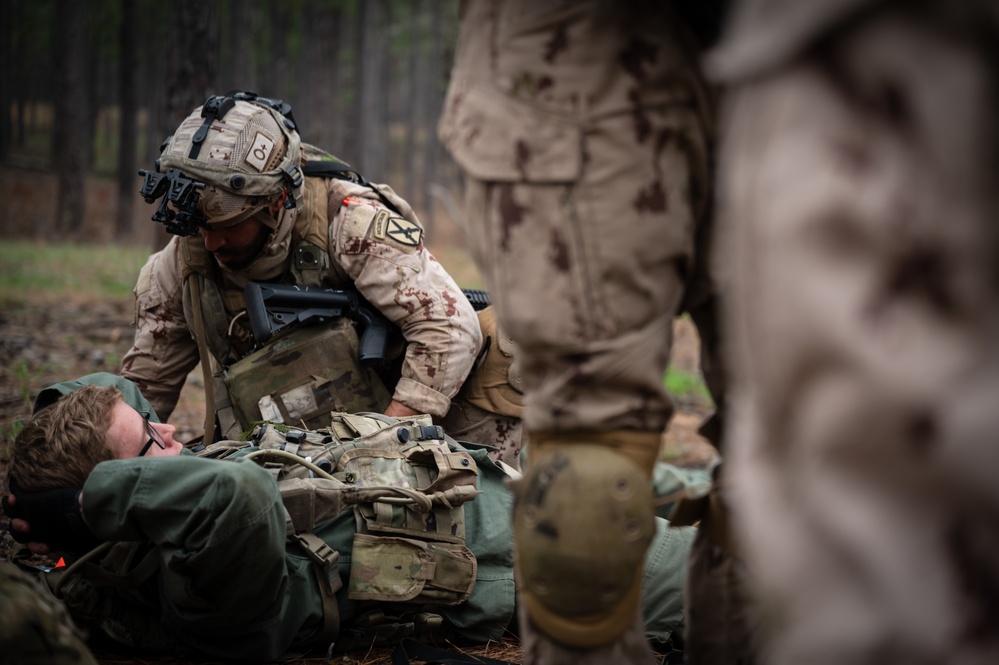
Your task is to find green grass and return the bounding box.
[0,241,150,301]
[664,366,713,407]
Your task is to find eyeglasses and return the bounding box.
[138,413,166,457]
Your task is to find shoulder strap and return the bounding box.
[301,158,402,216]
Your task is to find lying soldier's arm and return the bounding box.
[81,455,317,659]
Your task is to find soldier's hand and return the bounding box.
[385,399,421,418]
[2,479,100,553]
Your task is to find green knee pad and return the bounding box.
[514,443,655,648]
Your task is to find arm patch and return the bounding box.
[373,211,423,248]
[341,199,424,255]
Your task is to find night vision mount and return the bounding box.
[138,167,207,237]
[138,91,301,237]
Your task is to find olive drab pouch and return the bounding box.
[224,317,392,430]
[200,412,480,608]
[348,534,476,605]
[458,306,524,419]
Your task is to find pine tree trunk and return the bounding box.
[51,0,88,238]
[115,0,138,236]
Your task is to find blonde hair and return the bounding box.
[8,385,122,491]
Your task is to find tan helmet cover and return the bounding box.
[158,99,304,226]
[514,443,655,648]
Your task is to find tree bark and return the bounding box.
[261,0,288,96]
[420,0,446,236]
[153,0,219,250]
[51,0,88,238]
[0,0,12,164]
[305,0,341,151]
[115,0,137,236]
[403,0,426,210]
[357,0,387,179]
[226,0,257,93]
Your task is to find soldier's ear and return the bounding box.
[268,191,289,216]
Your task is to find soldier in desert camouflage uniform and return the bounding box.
[438,2,749,664]
[710,0,999,663]
[0,561,97,665]
[122,92,523,464]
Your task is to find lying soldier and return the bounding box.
[3,374,696,660]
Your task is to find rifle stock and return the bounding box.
[244,283,393,366]
[243,283,492,367]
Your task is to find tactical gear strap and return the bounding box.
[292,532,343,646]
[301,159,403,217]
[189,95,237,159]
[186,272,218,443]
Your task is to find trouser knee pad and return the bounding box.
[514,437,658,648]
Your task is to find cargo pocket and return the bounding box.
[348,533,477,605]
[441,83,582,184]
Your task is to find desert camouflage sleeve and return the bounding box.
[325,180,482,417]
[120,238,200,421]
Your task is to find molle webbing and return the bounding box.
[179,176,346,367]
[198,413,482,632]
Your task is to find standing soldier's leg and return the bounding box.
[718,5,999,663]
[462,101,709,662]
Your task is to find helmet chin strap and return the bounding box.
[280,162,305,211]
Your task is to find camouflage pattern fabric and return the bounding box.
[439,1,723,662]
[224,318,393,429]
[712,1,999,663]
[122,172,482,423]
[0,561,98,665]
[440,0,713,437]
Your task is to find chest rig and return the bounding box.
[207,413,480,648]
[181,159,409,440]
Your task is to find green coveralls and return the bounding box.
[50,375,693,659]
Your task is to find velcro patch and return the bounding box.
[245,131,275,172]
[372,209,391,239]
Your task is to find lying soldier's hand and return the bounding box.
[2,479,100,553]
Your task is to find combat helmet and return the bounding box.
[138,91,305,236]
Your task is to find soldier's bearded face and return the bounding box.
[198,214,272,269]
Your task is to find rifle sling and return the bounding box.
[187,272,217,443]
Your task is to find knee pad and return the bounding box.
[514,443,655,648]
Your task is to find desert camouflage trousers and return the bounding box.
[461,101,713,663]
[0,561,97,665]
[719,7,999,665]
[461,104,708,437]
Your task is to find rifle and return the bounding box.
[244,283,491,367]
